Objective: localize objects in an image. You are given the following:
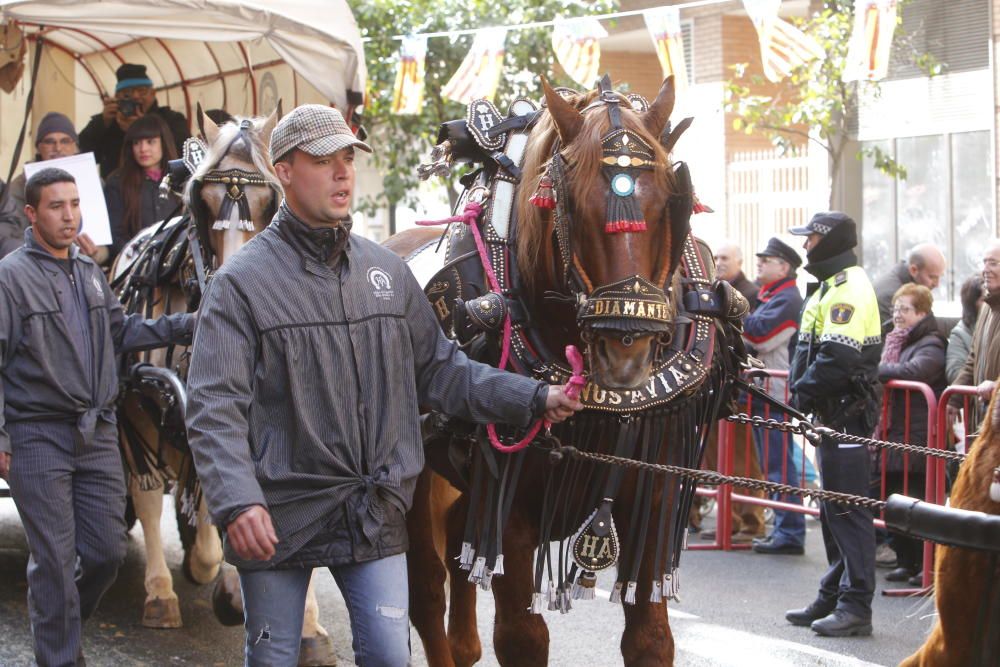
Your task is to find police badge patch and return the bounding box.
[830,303,855,324]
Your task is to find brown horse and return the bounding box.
[900,394,1000,667]
[390,76,735,667]
[112,106,343,665]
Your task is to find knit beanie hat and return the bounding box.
[35,112,78,145]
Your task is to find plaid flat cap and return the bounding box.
[269,104,371,163]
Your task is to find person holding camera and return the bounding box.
[79,63,190,179]
[783,212,883,638]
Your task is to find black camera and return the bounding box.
[118,99,139,117]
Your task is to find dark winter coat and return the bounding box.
[878,314,946,472]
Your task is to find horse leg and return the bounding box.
[408,469,458,667]
[183,495,222,585]
[490,510,548,667]
[131,478,183,628]
[621,495,674,666]
[298,572,338,667]
[444,491,482,667]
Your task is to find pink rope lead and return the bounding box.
[417,202,586,453]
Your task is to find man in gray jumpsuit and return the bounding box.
[186,105,583,666]
[0,168,195,666]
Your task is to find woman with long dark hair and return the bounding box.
[105,114,181,259]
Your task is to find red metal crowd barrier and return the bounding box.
[691,368,980,598]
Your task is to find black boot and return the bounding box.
[811,609,873,637]
[785,599,836,627]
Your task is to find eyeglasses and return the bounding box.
[984,258,1000,269]
[891,304,915,314]
[757,257,784,265]
[39,137,76,148]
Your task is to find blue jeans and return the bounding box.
[239,554,410,667]
[750,398,806,546]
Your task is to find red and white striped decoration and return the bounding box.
[551,17,607,87]
[442,27,508,104]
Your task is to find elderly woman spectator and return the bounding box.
[946,275,985,384]
[876,283,946,586]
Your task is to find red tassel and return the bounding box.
[692,193,714,214]
[530,175,556,209]
[604,220,647,234]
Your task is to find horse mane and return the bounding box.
[515,89,677,288]
[183,115,283,207]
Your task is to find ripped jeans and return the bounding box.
[238,554,410,667]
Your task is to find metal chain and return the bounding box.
[726,413,967,463]
[555,447,887,512]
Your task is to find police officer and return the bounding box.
[783,212,882,637]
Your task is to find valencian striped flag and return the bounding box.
[843,0,898,82]
[551,17,607,87]
[442,28,508,104]
[643,7,688,91]
[742,0,825,83]
[392,36,427,114]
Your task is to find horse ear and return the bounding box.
[199,104,221,146]
[643,76,676,141]
[541,76,583,145]
[663,116,694,154]
[261,99,282,143]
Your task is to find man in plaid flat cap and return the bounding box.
[186,104,583,666]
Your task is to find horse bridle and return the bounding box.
[545,77,679,350]
[188,119,280,269]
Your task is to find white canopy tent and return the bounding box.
[0,0,367,142]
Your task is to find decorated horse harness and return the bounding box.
[416,77,750,611]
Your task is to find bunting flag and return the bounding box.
[843,0,898,82]
[552,18,607,87]
[442,27,508,104]
[392,36,427,114]
[643,7,688,91]
[742,0,825,82]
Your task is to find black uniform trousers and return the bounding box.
[7,419,127,667]
[814,415,876,619]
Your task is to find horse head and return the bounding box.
[186,104,283,266]
[517,76,692,391]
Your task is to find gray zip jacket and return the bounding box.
[0,229,195,453]
[185,204,547,570]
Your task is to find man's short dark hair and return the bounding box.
[25,167,76,208]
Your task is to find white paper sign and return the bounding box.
[24,152,111,246]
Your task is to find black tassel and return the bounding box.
[605,187,646,234]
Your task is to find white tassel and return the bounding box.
[559,587,572,614]
[479,568,494,591]
[240,219,254,232]
[547,580,558,611]
[493,554,504,576]
[609,581,623,604]
[650,580,663,604]
[572,571,597,600]
[990,467,1000,502]
[212,219,229,230]
[529,592,545,614]
[468,556,486,584]
[458,542,474,570]
[624,581,637,605]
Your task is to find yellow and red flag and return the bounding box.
[392,36,427,114]
[844,0,898,82]
[552,17,607,88]
[442,28,507,104]
[742,0,825,83]
[643,7,688,91]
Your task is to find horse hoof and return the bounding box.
[211,574,245,626]
[142,596,182,629]
[298,635,338,666]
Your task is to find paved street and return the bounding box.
[0,494,934,666]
